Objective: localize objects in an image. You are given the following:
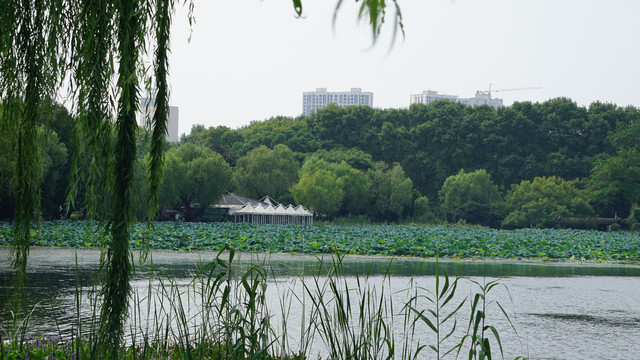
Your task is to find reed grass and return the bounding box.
[1,250,527,359]
[403,258,466,359]
[459,277,527,360]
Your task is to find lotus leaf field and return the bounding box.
[1,220,639,262]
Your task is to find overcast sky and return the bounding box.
[167,0,640,136]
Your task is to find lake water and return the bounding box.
[1,248,639,359]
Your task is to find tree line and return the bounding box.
[2,97,639,229]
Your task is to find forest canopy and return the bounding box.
[5,97,639,229]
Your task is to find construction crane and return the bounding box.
[480,84,542,99]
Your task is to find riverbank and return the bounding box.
[2,246,640,276]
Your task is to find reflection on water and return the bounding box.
[1,248,640,359]
[528,313,640,328]
[244,255,640,278]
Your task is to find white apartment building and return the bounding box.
[410,90,504,109]
[302,88,373,116]
[138,96,180,142]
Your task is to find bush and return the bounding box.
[408,195,437,224]
[609,223,621,232]
[413,213,438,224]
[623,204,640,230]
[631,223,640,232]
[413,196,430,216]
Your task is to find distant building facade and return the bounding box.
[410,90,503,109]
[302,88,373,116]
[138,96,180,142]
[167,106,179,142]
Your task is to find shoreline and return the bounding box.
[2,245,640,270]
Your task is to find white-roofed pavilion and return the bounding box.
[218,193,313,225]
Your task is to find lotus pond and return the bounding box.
[1,221,639,263]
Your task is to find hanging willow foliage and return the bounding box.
[0,0,402,355]
[67,0,115,223]
[148,0,173,221]
[99,0,144,353]
[0,0,70,320]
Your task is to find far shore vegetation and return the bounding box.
[3,99,640,231]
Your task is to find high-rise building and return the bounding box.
[410,90,503,109]
[302,88,373,116]
[167,106,179,142]
[138,96,180,142]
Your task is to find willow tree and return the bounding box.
[0,0,70,331]
[0,0,402,354]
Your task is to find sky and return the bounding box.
[167,0,640,137]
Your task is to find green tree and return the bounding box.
[157,152,186,210]
[0,125,68,220]
[38,99,75,147]
[238,116,319,155]
[439,169,501,225]
[311,147,374,171]
[233,144,300,203]
[183,124,244,165]
[298,156,372,216]
[606,104,640,151]
[333,161,372,216]
[369,162,414,221]
[413,195,430,217]
[624,204,640,231]
[407,195,436,223]
[479,103,542,189]
[588,148,640,218]
[403,101,488,201]
[307,104,348,149]
[312,105,378,151]
[38,127,69,218]
[160,144,232,218]
[291,169,344,218]
[502,176,594,229]
[133,156,150,221]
